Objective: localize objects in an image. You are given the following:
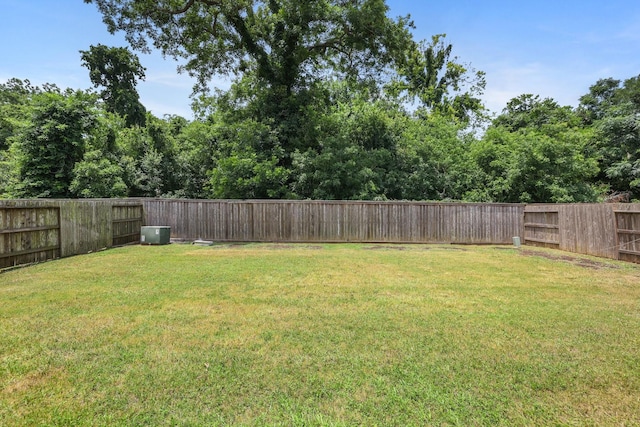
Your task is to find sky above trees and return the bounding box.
[1,0,640,118]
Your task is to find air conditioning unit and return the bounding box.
[140,226,171,245]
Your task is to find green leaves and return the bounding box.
[472,124,599,203]
[578,74,640,199]
[12,91,99,198]
[207,118,291,199]
[392,34,486,124]
[80,44,147,127]
[70,150,128,198]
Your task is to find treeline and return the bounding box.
[1,73,639,202]
[1,1,639,202]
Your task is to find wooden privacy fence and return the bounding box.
[3,199,640,269]
[0,199,142,269]
[524,203,640,263]
[142,199,524,245]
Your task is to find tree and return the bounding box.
[69,111,129,198]
[577,78,621,124]
[70,149,128,197]
[116,114,182,196]
[86,0,410,89]
[85,0,411,141]
[472,95,599,203]
[291,95,405,200]
[398,113,480,201]
[80,44,147,127]
[0,78,46,151]
[12,90,98,198]
[390,34,486,124]
[493,94,579,131]
[173,118,221,198]
[207,117,291,199]
[578,75,640,199]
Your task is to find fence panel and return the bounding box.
[614,206,640,263]
[524,203,640,262]
[0,206,61,269]
[558,204,618,259]
[141,199,524,245]
[112,204,144,246]
[0,199,142,269]
[523,205,560,248]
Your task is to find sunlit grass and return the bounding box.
[1,243,639,426]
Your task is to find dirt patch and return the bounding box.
[362,245,409,251]
[362,245,469,251]
[208,243,251,249]
[263,244,323,250]
[519,249,619,270]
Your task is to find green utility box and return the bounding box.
[140,226,171,245]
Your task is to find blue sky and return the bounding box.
[1,0,639,118]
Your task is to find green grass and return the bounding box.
[1,243,639,426]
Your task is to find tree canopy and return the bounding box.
[84,0,412,94]
[80,44,147,127]
[1,2,639,202]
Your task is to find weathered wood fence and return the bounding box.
[2,199,640,269]
[141,199,525,245]
[0,199,143,269]
[524,203,640,263]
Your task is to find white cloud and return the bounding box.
[145,72,193,89]
[142,99,193,119]
[479,59,628,114]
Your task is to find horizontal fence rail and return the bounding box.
[141,199,525,245]
[524,203,640,262]
[0,199,143,269]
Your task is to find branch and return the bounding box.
[308,37,343,54]
[164,0,195,15]
[163,0,222,15]
[225,10,275,81]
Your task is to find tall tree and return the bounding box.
[80,44,147,127]
[390,34,486,123]
[84,0,412,143]
[85,0,410,90]
[473,95,599,203]
[12,90,98,198]
[579,75,640,199]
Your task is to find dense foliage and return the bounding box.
[1,1,638,201]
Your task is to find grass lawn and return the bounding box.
[1,243,639,426]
